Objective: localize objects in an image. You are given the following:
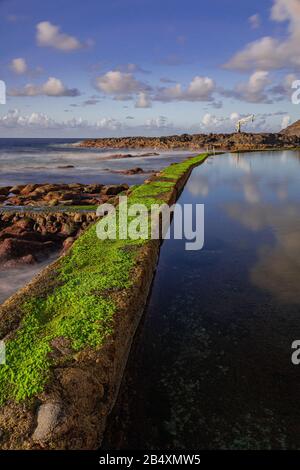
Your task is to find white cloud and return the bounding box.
[200,111,281,133]
[135,92,152,108]
[145,116,170,129]
[95,71,148,98]
[0,109,58,128]
[201,113,219,127]
[155,76,216,102]
[10,58,27,74]
[235,70,271,103]
[9,77,81,97]
[221,70,272,103]
[230,112,240,122]
[271,73,297,99]
[0,109,121,130]
[36,21,83,51]
[225,0,300,70]
[249,14,261,29]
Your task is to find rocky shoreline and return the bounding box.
[0,153,210,450]
[79,132,300,151]
[0,182,129,208]
[0,183,129,270]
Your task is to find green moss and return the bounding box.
[0,152,209,405]
[62,205,98,211]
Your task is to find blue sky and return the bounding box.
[0,0,299,137]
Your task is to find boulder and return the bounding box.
[10,185,26,195]
[0,238,55,263]
[102,184,129,196]
[0,187,11,196]
[20,184,39,195]
[32,401,62,442]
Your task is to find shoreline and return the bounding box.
[79,132,300,152]
[0,152,212,449]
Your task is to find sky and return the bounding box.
[0,0,299,137]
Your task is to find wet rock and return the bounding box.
[102,184,129,196]
[0,187,11,196]
[57,165,75,169]
[140,152,159,156]
[0,238,55,264]
[14,217,34,231]
[84,184,103,193]
[122,167,144,175]
[83,198,100,205]
[62,236,75,251]
[3,254,36,268]
[6,196,23,205]
[10,185,26,195]
[1,182,131,208]
[48,199,59,207]
[43,191,61,202]
[73,214,83,223]
[60,222,77,236]
[60,192,79,201]
[0,213,13,223]
[20,184,39,195]
[32,401,62,442]
[67,183,83,190]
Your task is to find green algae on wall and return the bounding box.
[0,153,209,406]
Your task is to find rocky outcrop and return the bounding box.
[0,211,96,268]
[0,183,129,268]
[0,183,129,208]
[281,119,300,137]
[79,132,300,151]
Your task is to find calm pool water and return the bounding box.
[104,150,300,450]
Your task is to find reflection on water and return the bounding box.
[227,204,300,304]
[104,150,300,450]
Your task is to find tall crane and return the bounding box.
[235,114,255,133]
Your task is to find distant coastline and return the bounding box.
[79,132,300,152]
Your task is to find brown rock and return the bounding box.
[0,238,55,263]
[60,222,77,236]
[3,254,36,268]
[32,401,62,442]
[48,199,59,206]
[84,184,103,193]
[102,184,129,196]
[20,184,39,195]
[0,187,11,196]
[123,167,144,175]
[14,217,34,231]
[62,237,75,251]
[10,185,26,195]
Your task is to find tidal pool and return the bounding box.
[104,150,300,450]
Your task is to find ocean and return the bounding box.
[0,138,194,303]
[0,138,193,187]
